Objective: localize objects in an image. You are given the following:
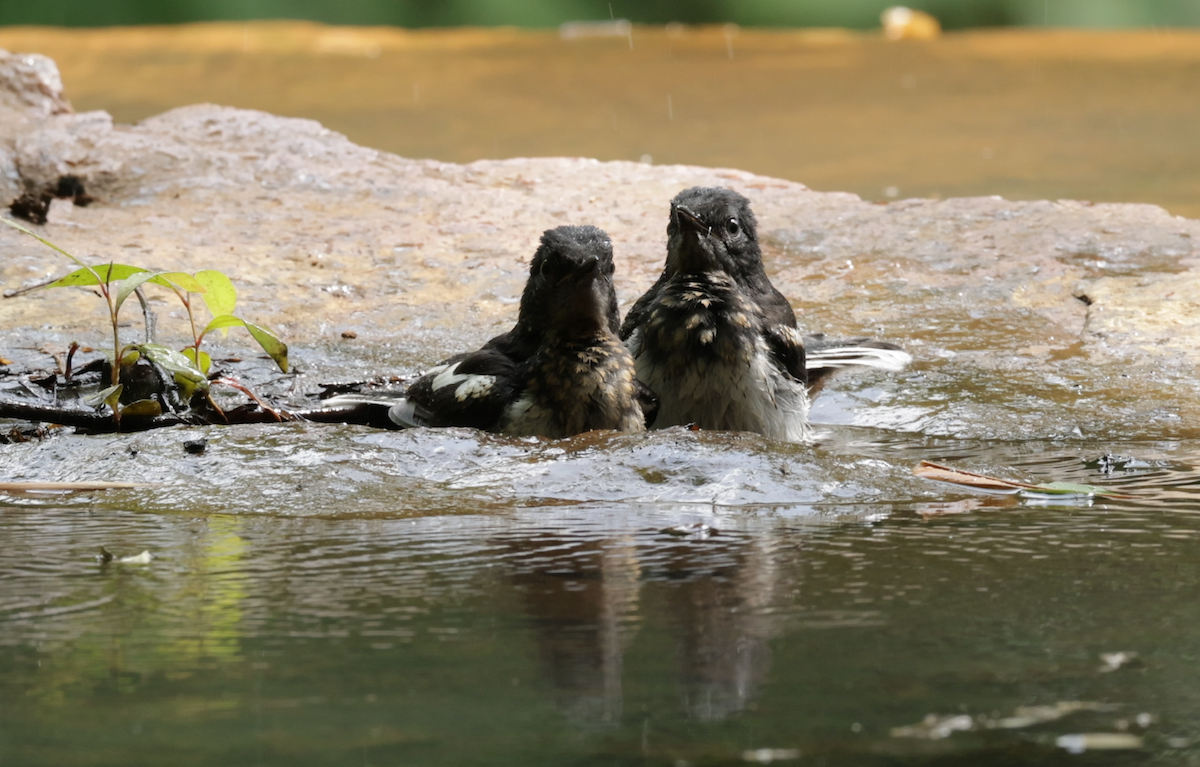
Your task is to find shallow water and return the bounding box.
[1,23,1198,218]
[4,421,1200,765]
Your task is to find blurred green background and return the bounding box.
[1,0,1199,28]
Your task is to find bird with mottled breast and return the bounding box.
[329,225,647,439]
[621,186,909,442]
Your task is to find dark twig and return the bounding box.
[0,397,317,433]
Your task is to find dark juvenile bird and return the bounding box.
[330,225,647,438]
[620,186,909,442]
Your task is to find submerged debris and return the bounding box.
[183,437,208,454]
[661,522,719,539]
[0,480,154,495]
[97,546,154,565]
[891,713,974,740]
[741,748,800,764]
[892,701,1123,740]
[1098,651,1140,673]
[1056,733,1143,754]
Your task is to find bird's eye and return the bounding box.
[539,259,551,276]
[726,218,740,237]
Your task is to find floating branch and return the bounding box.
[914,460,1133,499]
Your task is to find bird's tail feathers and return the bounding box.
[320,392,412,429]
[805,343,912,372]
[387,398,431,429]
[322,392,405,407]
[803,337,911,397]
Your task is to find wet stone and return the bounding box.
[1,49,1199,444]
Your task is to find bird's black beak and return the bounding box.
[673,204,708,235]
[558,254,600,285]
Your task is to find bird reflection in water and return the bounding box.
[662,533,787,722]
[505,534,641,728]
[498,525,791,726]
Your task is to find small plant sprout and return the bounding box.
[159,268,290,378]
[2,216,289,425]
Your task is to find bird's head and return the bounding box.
[665,186,761,281]
[519,225,620,338]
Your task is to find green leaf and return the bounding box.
[85,383,123,409]
[0,216,87,267]
[43,264,201,296]
[181,347,212,375]
[104,386,124,416]
[202,313,246,334]
[158,271,207,294]
[136,343,209,392]
[194,270,237,319]
[200,315,288,372]
[46,263,147,288]
[121,399,164,417]
[176,378,201,401]
[242,320,289,373]
[115,271,170,312]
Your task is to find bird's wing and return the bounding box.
[763,323,808,384]
[619,272,671,341]
[481,327,538,361]
[752,277,810,383]
[391,348,522,430]
[755,280,799,329]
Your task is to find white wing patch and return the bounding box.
[454,374,495,402]
[428,362,496,402]
[427,363,461,390]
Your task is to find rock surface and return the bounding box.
[0,49,72,202]
[2,49,1199,440]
